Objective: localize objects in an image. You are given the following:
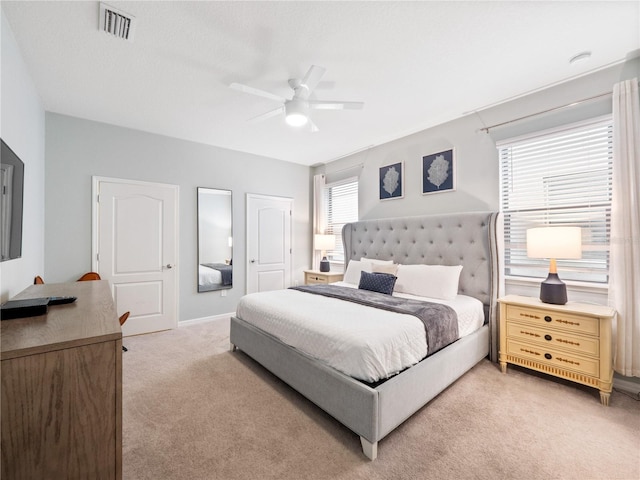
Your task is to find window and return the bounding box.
[323,177,358,264]
[499,116,613,284]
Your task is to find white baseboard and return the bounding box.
[179,312,233,327]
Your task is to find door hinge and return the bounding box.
[96,253,100,262]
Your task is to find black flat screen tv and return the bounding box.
[1,139,25,261]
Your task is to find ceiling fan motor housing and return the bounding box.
[285,98,309,126]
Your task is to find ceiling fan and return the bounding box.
[230,65,364,132]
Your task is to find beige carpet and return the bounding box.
[122,320,640,480]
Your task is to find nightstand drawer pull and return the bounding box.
[520,313,541,320]
[544,353,552,360]
[520,348,541,356]
[520,330,540,338]
[541,315,581,327]
[557,357,580,366]
[544,334,552,341]
[556,319,580,326]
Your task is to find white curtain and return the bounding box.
[312,174,326,270]
[609,78,640,377]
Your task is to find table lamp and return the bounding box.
[314,234,336,272]
[526,226,582,305]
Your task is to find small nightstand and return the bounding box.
[498,295,615,406]
[304,270,344,285]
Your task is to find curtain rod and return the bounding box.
[480,91,612,133]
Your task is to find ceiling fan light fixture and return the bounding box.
[230,65,363,131]
[286,113,308,127]
[285,99,309,127]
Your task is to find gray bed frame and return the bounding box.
[230,211,502,460]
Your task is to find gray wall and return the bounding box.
[317,58,639,223]
[314,95,501,221]
[0,11,46,302]
[316,57,639,305]
[45,114,311,321]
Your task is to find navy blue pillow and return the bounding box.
[358,271,397,295]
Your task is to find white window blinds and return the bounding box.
[498,116,613,284]
[323,177,358,263]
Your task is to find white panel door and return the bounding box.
[246,194,292,294]
[94,178,178,335]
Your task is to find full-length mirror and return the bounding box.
[197,188,232,292]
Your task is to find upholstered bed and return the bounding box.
[230,211,502,460]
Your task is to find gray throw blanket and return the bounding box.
[290,284,458,356]
[201,263,232,286]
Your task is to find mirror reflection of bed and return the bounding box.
[197,188,232,292]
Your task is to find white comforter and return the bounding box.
[235,282,484,382]
[199,264,222,287]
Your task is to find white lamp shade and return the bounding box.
[314,234,335,251]
[526,227,582,259]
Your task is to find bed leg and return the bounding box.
[230,343,237,352]
[360,437,378,461]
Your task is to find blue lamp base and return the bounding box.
[319,257,330,272]
[539,273,567,305]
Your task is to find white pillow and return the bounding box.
[343,260,372,285]
[360,257,394,265]
[394,264,463,300]
[371,263,399,276]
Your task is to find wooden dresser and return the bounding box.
[498,294,615,405]
[1,280,122,479]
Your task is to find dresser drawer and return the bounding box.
[306,275,329,284]
[507,339,599,377]
[506,322,599,357]
[506,305,599,336]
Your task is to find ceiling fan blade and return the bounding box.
[308,100,364,110]
[248,106,284,123]
[230,83,286,103]
[299,65,326,97]
[308,119,319,133]
[247,106,284,123]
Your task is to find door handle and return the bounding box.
[250,259,256,263]
[165,264,173,269]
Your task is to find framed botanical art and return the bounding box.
[379,161,404,200]
[422,148,455,194]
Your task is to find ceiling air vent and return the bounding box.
[99,3,136,42]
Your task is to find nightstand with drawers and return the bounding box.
[303,270,344,285]
[498,295,615,405]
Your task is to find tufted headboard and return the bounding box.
[342,211,502,361]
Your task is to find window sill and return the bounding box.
[505,276,608,293]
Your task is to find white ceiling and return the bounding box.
[3,1,639,166]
